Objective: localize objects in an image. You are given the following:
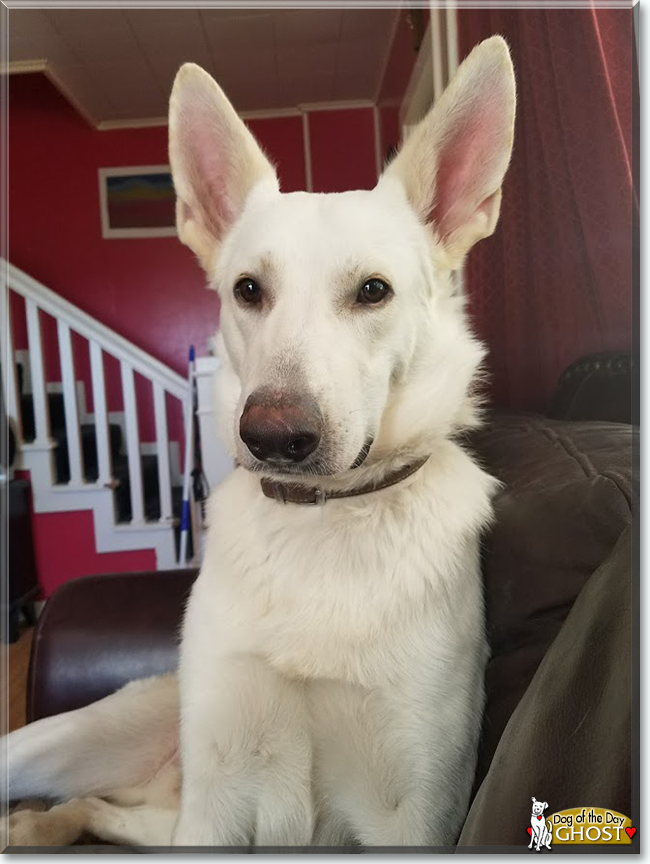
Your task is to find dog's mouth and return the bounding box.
[242,437,374,479]
[349,437,374,469]
[243,453,334,478]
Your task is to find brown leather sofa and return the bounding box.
[24,353,637,849]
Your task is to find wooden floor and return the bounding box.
[2,626,34,733]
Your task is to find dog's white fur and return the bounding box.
[3,36,515,848]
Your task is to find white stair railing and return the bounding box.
[89,340,112,487]
[153,381,173,523]
[1,259,193,569]
[119,361,145,525]
[57,320,83,485]
[24,296,52,449]
[3,283,22,442]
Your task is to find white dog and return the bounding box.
[3,36,515,848]
[529,798,552,851]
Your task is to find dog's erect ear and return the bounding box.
[169,63,278,273]
[380,36,515,266]
[532,798,537,804]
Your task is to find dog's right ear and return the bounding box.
[169,64,278,274]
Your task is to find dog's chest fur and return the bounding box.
[190,439,496,686]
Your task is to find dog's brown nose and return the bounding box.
[240,395,322,464]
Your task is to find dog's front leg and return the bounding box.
[4,675,178,804]
[172,652,313,848]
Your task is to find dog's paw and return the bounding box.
[4,808,51,846]
[3,801,85,847]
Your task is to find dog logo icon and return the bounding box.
[528,797,552,851]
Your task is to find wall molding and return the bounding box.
[7,60,387,131]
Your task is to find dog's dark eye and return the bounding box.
[356,278,392,305]
[234,278,262,305]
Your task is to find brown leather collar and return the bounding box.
[260,456,429,505]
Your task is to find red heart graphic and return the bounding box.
[626,827,636,839]
[537,815,543,821]
[527,828,532,836]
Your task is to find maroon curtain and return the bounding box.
[457,6,637,412]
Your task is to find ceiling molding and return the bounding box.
[1,59,48,74]
[297,98,375,113]
[95,100,377,131]
[6,63,381,131]
[44,62,99,129]
[97,116,168,131]
[4,61,99,128]
[240,106,302,120]
[4,60,102,128]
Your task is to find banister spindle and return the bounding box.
[57,320,83,484]
[153,381,173,523]
[25,299,52,446]
[89,341,112,486]
[120,361,144,524]
[1,283,22,442]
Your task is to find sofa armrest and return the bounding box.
[27,569,197,723]
[548,351,635,424]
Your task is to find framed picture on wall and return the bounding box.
[98,166,177,239]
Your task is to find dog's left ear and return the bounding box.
[380,36,516,267]
[169,63,279,274]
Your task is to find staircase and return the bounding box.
[1,260,196,570]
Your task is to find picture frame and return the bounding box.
[98,165,177,239]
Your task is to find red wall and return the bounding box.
[8,72,380,595]
[20,495,157,599]
[308,109,377,193]
[9,74,379,375]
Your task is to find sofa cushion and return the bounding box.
[469,413,635,788]
[459,524,633,846]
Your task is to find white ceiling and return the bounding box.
[7,8,399,126]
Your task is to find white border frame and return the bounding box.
[98,165,177,240]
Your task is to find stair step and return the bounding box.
[16,377,193,558]
[53,422,123,484]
